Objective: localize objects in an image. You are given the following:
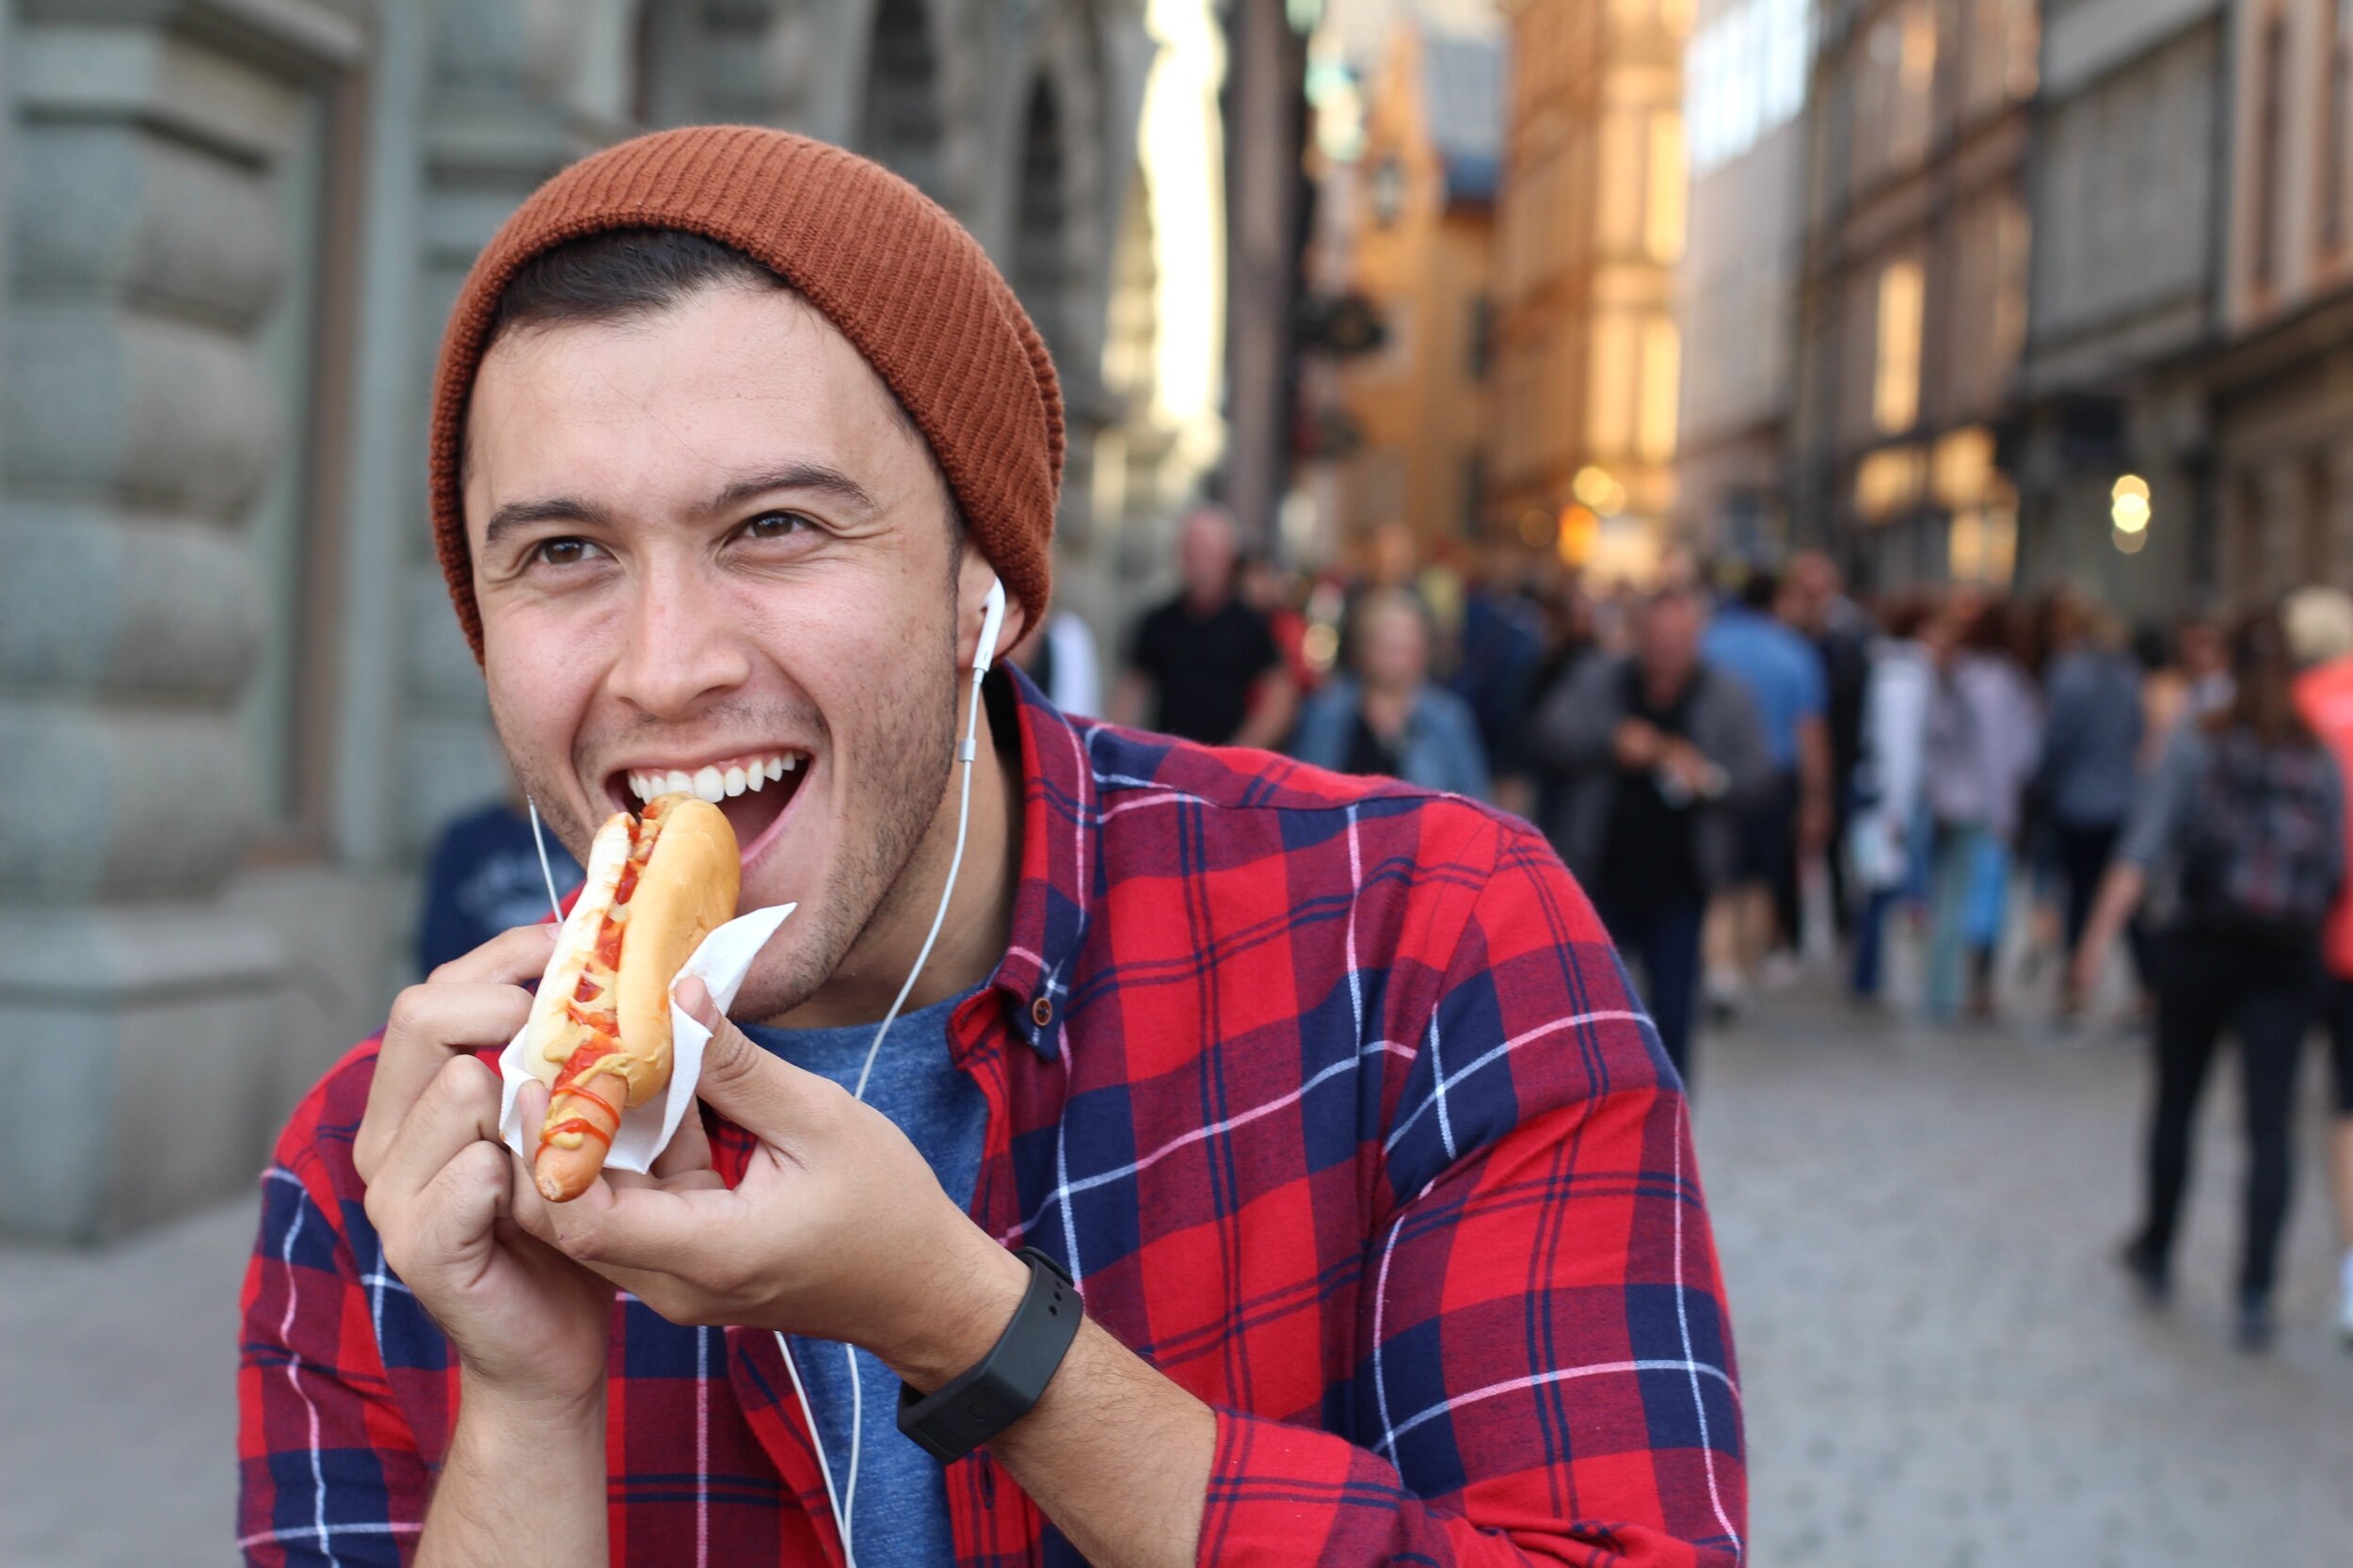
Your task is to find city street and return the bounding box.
[5,985,2349,1568]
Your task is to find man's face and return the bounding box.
[1639,594,1700,685]
[1178,510,1237,600]
[1357,602,1429,691]
[463,284,969,1019]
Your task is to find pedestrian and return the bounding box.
[1111,503,1298,747]
[2074,608,2345,1352]
[2037,600,2145,1016]
[2285,584,2353,1348]
[1922,598,2041,1022]
[1447,547,1545,817]
[1785,551,1873,940]
[237,126,1746,1563]
[414,776,584,976]
[1007,605,1103,718]
[1848,594,1945,1002]
[1291,588,1493,798]
[1702,567,1832,1005]
[1521,568,1602,831]
[1529,583,1772,1086]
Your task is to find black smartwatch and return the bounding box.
[897,1248,1083,1463]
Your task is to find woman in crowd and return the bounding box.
[1923,598,2042,1021]
[2073,608,2346,1351]
[1848,593,1945,1002]
[1291,587,1492,799]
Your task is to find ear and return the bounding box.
[956,544,1028,673]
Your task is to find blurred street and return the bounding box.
[8,979,2349,1568]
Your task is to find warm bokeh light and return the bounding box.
[2112,473,2150,501]
[1573,465,1626,515]
[1558,503,1600,566]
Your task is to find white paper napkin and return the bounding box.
[498,902,795,1176]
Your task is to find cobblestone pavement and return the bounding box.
[1697,988,2353,1568]
[4,988,2348,1567]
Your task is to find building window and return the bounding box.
[2325,0,2352,254]
[1685,0,1813,179]
[2254,10,2290,293]
[1646,108,1687,260]
[1874,258,1925,435]
[1466,294,1494,380]
[1639,317,1682,462]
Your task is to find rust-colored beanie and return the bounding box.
[429,124,1063,661]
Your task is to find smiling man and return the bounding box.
[237,127,1744,1568]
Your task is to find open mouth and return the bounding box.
[605,749,809,869]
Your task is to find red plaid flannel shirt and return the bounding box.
[239,671,1745,1565]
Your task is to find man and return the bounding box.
[2287,584,2353,1348]
[1782,552,1868,937]
[1111,504,1297,746]
[1529,584,1770,1086]
[238,128,1743,1566]
[1702,568,1830,1001]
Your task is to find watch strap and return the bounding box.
[896,1248,1082,1463]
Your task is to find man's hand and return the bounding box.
[515,977,1029,1390]
[1613,718,1665,771]
[355,925,614,1415]
[1658,739,1724,799]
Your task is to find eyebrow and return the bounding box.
[480,461,883,552]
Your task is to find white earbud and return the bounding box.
[973,576,1008,679]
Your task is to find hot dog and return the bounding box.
[523,792,739,1201]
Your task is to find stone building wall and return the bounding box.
[0,0,1221,1241]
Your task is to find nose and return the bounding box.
[604,557,753,718]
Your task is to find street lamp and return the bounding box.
[2112,474,2151,554]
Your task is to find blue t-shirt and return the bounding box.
[1703,606,1827,772]
[740,988,985,1564]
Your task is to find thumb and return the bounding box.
[674,975,821,1140]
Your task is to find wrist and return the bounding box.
[456,1364,606,1437]
[872,1229,1032,1392]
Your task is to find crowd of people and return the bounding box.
[1101,502,2353,1354]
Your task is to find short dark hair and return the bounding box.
[489,228,784,334]
[1737,568,1780,613]
[479,229,964,546]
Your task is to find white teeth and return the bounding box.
[723,765,746,796]
[746,768,766,792]
[665,770,694,797]
[692,765,725,803]
[778,755,798,774]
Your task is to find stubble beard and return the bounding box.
[736,657,957,1023]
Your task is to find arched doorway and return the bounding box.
[1012,78,1071,360]
[860,0,946,199]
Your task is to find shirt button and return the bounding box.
[1031,996,1054,1028]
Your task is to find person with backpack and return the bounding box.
[2072,608,2347,1351]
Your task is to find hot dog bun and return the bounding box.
[526,793,739,1201]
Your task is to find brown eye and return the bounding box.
[742,511,811,541]
[531,537,602,568]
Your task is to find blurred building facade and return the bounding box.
[2202,0,2353,607]
[1787,0,2040,591]
[1676,0,1813,559]
[2010,0,2222,617]
[1321,13,1504,553]
[1493,0,1688,584]
[0,0,1224,1241]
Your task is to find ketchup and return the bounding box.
[542,1117,614,1150]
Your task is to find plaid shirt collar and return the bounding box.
[969,664,1092,1063]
